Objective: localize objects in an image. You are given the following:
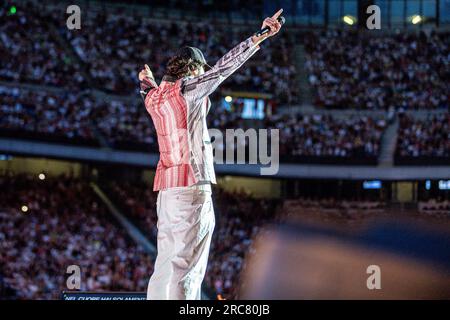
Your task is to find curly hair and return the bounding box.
[165,55,203,80]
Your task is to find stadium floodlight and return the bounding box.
[411,15,423,25]
[342,15,356,25]
[438,180,450,190]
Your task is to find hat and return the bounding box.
[176,46,212,71]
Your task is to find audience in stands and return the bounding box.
[1,172,447,299]
[1,0,449,302]
[0,86,96,143]
[91,98,157,150]
[1,2,297,104]
[304,30,449,110]
[108,180,158,241]
[59,10,297,104]
[1,3,448,165]
[0,173,154,299]
[0,85,386,161]
[396,113,450,158]
[265,113,386,159]
[0,3,85,88]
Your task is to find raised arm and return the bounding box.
[181,9,284,102]
[139,64,158,100]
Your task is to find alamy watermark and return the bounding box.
[66,265,81,290]
[66,5,81,30]
[366,265,382,290]
[366,5,381,30]
[209,128,279,176]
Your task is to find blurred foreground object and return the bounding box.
[241,221,450,299]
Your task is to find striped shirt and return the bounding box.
[141,37,260,191]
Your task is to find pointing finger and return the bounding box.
[272,8,283,20]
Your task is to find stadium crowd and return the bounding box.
[1,2,448,166]
[396,113,450,159]
[91,98,157,150]
[0,83,387,161]
[60,10,298,104]
[265,113,387,159]
[0,86,96,144]
[1,1,297,104]
[0,173,154,299]
[107,180,158,241]
[0,84,156,148]
[304,30,449,110]
[1,172,447,299]
[0,3,85,88]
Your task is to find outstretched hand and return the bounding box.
[261,8,283,37]
[252,9,283,45]
[139,64,154,82]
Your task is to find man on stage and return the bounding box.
[138,9,283,300]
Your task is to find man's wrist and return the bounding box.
[251,34,268,46]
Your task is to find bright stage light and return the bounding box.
[342,15,356,25]
[21,205,28,213]
[411,15,422,25]
[225,96,233,103]
[38,173,46,180]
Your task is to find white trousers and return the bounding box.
[147,183,215,300]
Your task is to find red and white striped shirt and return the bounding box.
[141,37,260,191]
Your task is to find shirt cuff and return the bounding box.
[141,77,157,89]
